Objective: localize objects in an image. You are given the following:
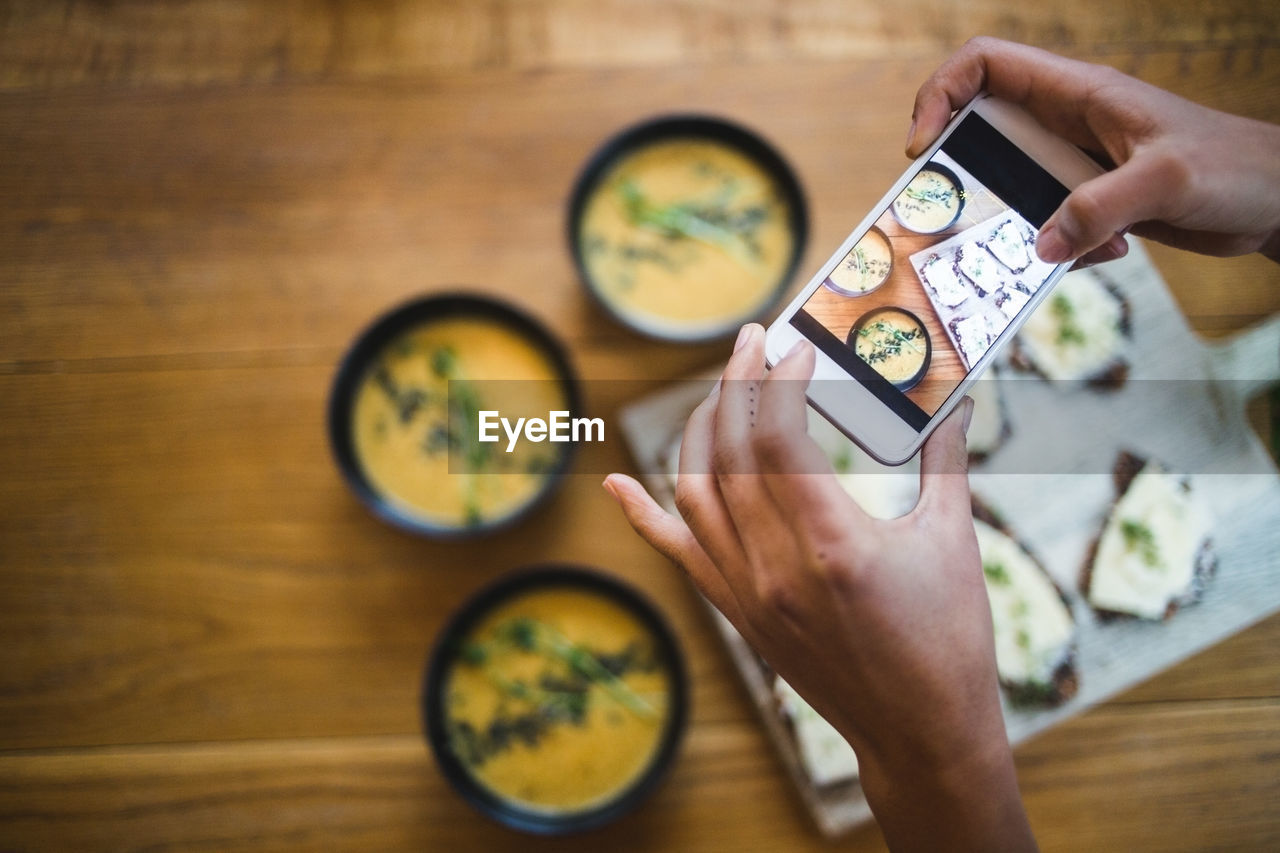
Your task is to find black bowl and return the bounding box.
[422,566,689,834]
[890,160,965,235]
[567,113,809,343]
[847,305,933,391]
[327,293,581,540]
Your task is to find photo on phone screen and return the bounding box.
[789,110,1074,431]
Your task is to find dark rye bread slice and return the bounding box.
[1009,271,1132,389]
[1080,451,1218,621]
[972,498,1080,707]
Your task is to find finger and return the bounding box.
[713,323,766,479]
[602,473,748,627]
[908,38,1102,157]
[908,38,996,157]
[711,325,806,591]
[1070,232,1130,270]
[917,397,973,519]
[1037,155,1181,263]
[675,390,754,587]
[754,339,870,534]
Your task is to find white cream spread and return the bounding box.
[1017,270,1126,381]
[952,313,994,368]
[974,519,1075,686]
[987,219,1032,273]
[921,254,970,309]
[1088,464,1213,619]
[775,676,859,786]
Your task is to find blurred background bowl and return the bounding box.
[327,293,581,540]
[421,565,689,834]
[568,114,808,343]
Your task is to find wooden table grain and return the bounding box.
[1,3,1278,850]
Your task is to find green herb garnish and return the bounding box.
[447,617,663,768]
[983,562,1012,586]
[1120,519,1161,567]
[856,320,925,365]
[429,345,496,526]
[616,178,769,269]
[1051,293,1086,346]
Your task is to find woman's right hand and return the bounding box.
[907,37,1280,266]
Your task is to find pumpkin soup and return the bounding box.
[578,138,795,336]
[350,317,567,529]
[442,587,673,813]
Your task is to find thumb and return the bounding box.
[1037,155,1169,263]
[603,473,693,566]
[602,473,747,627]
[918,397,973,515]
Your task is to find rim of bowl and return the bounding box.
[327,293,582,541]
[890,161,966,235]
[822,225,895,298]
[846,305,933,392]
[566,113,809,344]
[421,565,689,835]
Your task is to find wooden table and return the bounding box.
[2,4,1278,850]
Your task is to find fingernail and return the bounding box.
[785,339,808,359]
[602,476,621,504]
[733,325,753,353]
[905,119,917,154]
[1036,224,1071,263]
[1107,232,1129,259]
[962,397,974,435]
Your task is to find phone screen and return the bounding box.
[790,111,1072,431]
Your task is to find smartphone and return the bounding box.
[764,94,1106,465]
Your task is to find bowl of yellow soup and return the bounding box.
[569,115,808,342]
[328,294,581,539]
[423,566,688,834]
[891,161,965,234]
[824,225,894,297]
[847,305,932,391]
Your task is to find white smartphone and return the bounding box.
[765,94,1106,465]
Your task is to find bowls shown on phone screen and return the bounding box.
[823,225,894,297]
[847,306,933,391]
[327,293,580,539]
[891,161,965,235]
[422,566,688,834]
[568,114,808,343]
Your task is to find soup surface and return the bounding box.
[853,308,930,386]
[892,167,962,233]
[827,228,892,295]
[442,587,672,813]
[350,317,567,528]
[579,138,794,335]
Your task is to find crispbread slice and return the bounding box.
[972,498,1079,707]
[1081,451,1217,621]
[1009,272,1132,389]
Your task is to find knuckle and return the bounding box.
[754,573,803,626]
[672,480,700,524]
[750,426,792,470]
[1147,147,1193,199]
[711,442,743,476]
[962,35,996,55]
[1065,185,1107,236]
[811,541,865,595]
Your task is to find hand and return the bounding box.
[908,37,1280,266]
[604,325,1035,852]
